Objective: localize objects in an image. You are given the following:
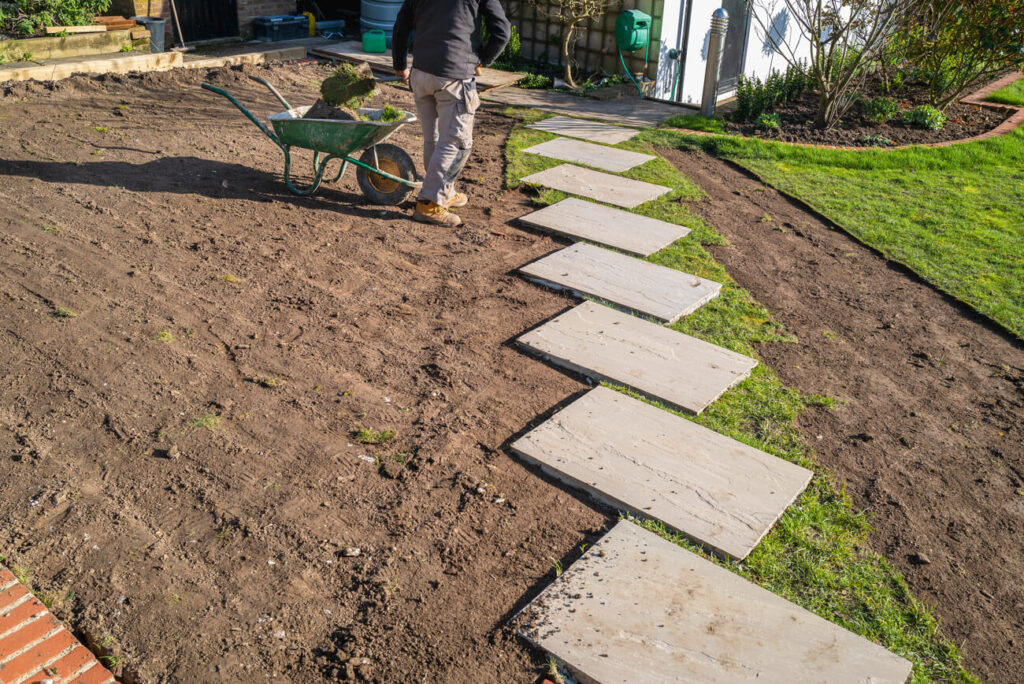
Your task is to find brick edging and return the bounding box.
[666,72,1024,151]
[0,565,116,684]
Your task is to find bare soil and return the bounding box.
[660,148,1024,683]
[0,62,608,682]
[722,79,1011,146]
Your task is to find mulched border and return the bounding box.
[666,72,1024,151]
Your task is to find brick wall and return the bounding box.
[237,0,299,36]
[109,0,298,40]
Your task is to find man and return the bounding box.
[392,0,511,227]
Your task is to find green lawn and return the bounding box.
[988,77,1024,106]
[503,107,972,682]
[640,126,1024,339]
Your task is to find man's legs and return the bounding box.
[409,69,479,220]
[411,70,438,176]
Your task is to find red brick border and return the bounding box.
[0,566,115,684]
[666,72,1024,151]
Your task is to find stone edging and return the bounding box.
[666,71,1024,151]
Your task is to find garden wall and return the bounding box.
[509,0,663,82]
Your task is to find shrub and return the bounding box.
[862,96,901,124]
[501,25,522,66]
[903,105,946,130]
[735,63,809,122]
[756,112,781,131]
[749,0,916,128]
[0,0,112,37]
[902,0,1024,109]
[517,72,553,89]
[859,134,896,147]
[482,22,522,68]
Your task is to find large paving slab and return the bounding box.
[511,387,811,560]
[522,137,654,173]
[525,115,639,144]
[517,301,756,414]
[520,164,670,209]
[519,242,720,322]
[483,87,693,127]
[516,198,689,256]
[517,521,914,684]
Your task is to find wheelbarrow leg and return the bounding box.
[282,147,344,196]
[312,151,346,185]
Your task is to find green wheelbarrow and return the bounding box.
[201,76,420,205]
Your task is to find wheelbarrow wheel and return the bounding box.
[356,144,417,206]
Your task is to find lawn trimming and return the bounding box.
[637,125,1024,340]
[503,107,972,682]
[987,77,1024,107]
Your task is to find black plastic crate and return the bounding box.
[253,15,309,42]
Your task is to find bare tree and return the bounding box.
[748,0,916,128]
[528,0,621,88]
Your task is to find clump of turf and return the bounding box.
[321,62,376,107]
[377,103,405,123]
[304,62,377,121]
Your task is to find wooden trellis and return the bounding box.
[507,0,665,81]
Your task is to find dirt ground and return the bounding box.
[661,148,1024,682]
[0,62,610,682]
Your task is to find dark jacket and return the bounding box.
[392,0,511,81]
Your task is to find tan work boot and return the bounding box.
[414,200,462,227]
[445,192,468,209]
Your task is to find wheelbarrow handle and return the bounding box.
[248,75,293,110]
[200,82,282,148]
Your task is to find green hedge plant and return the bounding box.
[903,104,946,130]
[0,0,112,37]
[862,96,901,124]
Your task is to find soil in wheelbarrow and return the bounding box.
[0,61,607,682]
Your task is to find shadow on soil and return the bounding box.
[490,386,618,634]
[0,156,408,219]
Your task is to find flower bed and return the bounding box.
[720,78,1012,147]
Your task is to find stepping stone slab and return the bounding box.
[520,164,670,209]
[517,521,914,684]
[519,242,721,323]
[511,387,811,560]
[517,198,689,257]
[527,115,639,144]
[523,137,655,173]
[517,301,756,414]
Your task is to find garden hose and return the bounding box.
[619,42,650,96]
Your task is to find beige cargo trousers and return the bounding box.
[409,68,481,206]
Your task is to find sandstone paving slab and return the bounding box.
[526,115,640,143]
[520,164,670,209]
[483,88,687,127]
[516,198,689,256]
[516,521,914,684]
[510,387,811,560]
[519,242,720,322]
[517,301,756,414]
[523,137,655,173]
